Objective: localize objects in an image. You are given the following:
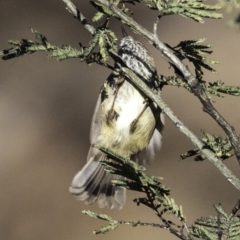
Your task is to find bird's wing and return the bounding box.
[89,94,101,146]
[132,112,165,165]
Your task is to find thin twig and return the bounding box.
[97,0,240,164]
[119,213,189,239]
[231,199,240,216]
[153,17,159,38]
[217,213,223,240]
[118,220,165,228]
[144,188,190,240]
[62,0,96,34]
[118,219,189,240]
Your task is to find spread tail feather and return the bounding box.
[69,147,126,210]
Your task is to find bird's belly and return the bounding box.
[98,80,157,158]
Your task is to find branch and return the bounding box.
[0,32,83,61]
[97,0,240,164]
[117,63,240,191]
[231,199,240,216]
[83,210,190,239]
[62,0,96,34]
[181,130,235,161]
[160,76,240,100]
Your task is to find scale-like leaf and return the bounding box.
[143,0,222,23]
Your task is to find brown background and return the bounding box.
[1,1,240,240]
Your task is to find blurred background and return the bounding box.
[1,1,240,240]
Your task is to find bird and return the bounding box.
[69,30,164,210]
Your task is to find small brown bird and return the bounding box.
[69,31,164,210]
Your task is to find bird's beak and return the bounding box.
[121,27,128,37]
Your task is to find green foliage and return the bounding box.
[83,210,119,234]
[141,0,222,23]
[91,1,132,22]
[0,28,118,65]
[91,0,222,24]
[181,130,235,161]
[83,210,166,234]
[205,80,240,98]
[192,204,240,240]
[83,145,190,237]
[160,76,240,101]
[92,11,106,22]
[167,38,218,78]
[0,30,83,61]
[82,28,118,64]
[159,75,191,89]
[47,45,82,61]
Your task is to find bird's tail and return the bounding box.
[69,147,126,210]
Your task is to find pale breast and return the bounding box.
[98,80,158,158]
